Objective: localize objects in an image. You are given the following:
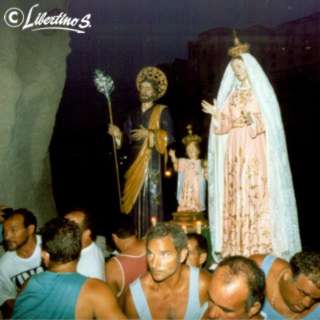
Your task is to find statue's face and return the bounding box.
[186,142,200,160]
[231,58,248,82]
[139,81,157,102]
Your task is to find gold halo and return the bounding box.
[136,66,168,99]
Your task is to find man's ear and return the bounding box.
[112,234,119,246]
[248,301,261,318]
[83,229,91,241]
[180,248,188,263]
[27,224,36,235]
[199,252,208,266]
[41,250,50,267]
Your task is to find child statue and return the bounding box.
[169,125,207,213]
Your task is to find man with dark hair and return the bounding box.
[251,252,320,319]
[124,222,210,319]
[105,214,147,305]
[186,233,208,268]
[205,256,265,320]
[65,209,105,280]
[12,218,125,319]
[0,208,43,318]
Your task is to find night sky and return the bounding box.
[50,0,320,247]
[69,0,320,83]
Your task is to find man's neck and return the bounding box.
[49,260,78,273]
[121,237,144,255]
[16,235,37,258]
[141,101,154,113]
[82,238,93,249]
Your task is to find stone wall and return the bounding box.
[0,0,70,226]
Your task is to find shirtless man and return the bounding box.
[12,218,125,319]
[124,222,210,320]
[251,252,320,319]
[105,214,146,307]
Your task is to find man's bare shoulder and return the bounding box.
[79,278,125,319]
[269,257,289,274]
[250,254,267,266]
[199,268,211,287]
[199,268,211,281]
[105,256,121,274]
[81,278,114,298]
[250,254,289,274]
[199,268,211,303]
[105,257,122,295]
[106,255,119,265]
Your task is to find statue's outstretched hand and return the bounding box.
[201,99,219,119]
[168,149,176,159]
[169,149,178,171]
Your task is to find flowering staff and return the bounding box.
[94,69,121,209]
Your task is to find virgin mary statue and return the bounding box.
[202,35,301,260]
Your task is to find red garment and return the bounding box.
[113,254,147,297]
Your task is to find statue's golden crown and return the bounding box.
[182,125,202,145]
[228,30,250,58]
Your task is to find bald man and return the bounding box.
[204,256,265,320]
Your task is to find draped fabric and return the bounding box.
[207,53,301,260]
[123,105,174,237]
[122,105,166,214]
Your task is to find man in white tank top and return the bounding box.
[124,222,210,320]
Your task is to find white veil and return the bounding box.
[207,53,301,260]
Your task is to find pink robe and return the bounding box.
[215,88,272,257]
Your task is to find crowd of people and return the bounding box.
[1,206,320,319]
